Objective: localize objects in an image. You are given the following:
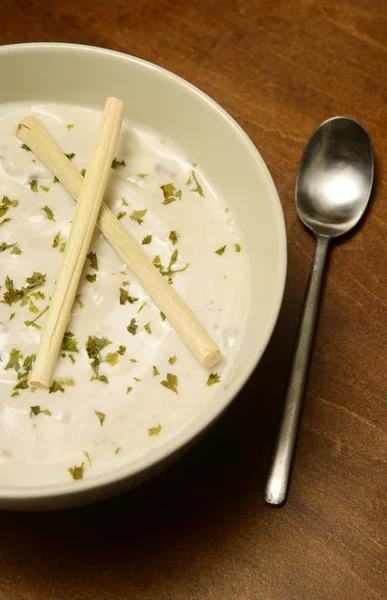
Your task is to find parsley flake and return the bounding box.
[148,424,162,436]
[87,251,98,271]
[160,373,178,394]
[207,373,220,386]
[41,205,55,221]
[127,318,138,335]
[119,288,138,305]
[49,381,65,393]
[29,179,38,193]
[130,209,147,225]
[69,464,84,480]
[142,234,152,245]
[94,411,105,426]
[169,230,178,245]
[215,245,227,256]
[111,158,126,169]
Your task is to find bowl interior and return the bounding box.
[0,43,286,508]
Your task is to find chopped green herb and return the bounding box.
[153,366,160,377]
[86,273,97,283]
[65,152,75,161]
[186,170,205,196]
[160,311,166,322]
[94,410,105,426]
[129,358,137,363]
[127,318,138,335]
[142,234,152,245]
[137,301,147,313]
[115,446,121,454]
[69,463,84,480]
[75,294,84,309]
[122,197,129,206]
[11,245,22,255]
[11,392,20,397]
[86,336,112,359]
[83,451,92,466]
[130,209,147,225]
[215,245,227,256]
[117,211,126,220]
[24,306,49,329]
[111,158,126,169]
[21,143,31,151]
[207,373,220,386]
[5,348,23,372]
[40,185,50,193]
[28,300,39,314]
[92,374,109,384]
[168,355,177,365]
[169,230,178,245]
[49,381,65,393]
[133,377,142,382]
[0,218,12,226]
[235,243,241,252]
[137,173,148,178]
[160,183,181,205]
[81,168,86,178]
[66,124,74,129]
[52,232,61,248]
[62,331,79,353]
[160,373,178,394]
[30,291,45,300]
[0,196,18,219]
[26,272,46,289]
[106,352,119,366]
[148,424,162,436]
[126,386,133,394]
[53,176,59,183]
[41,205,55,221]
[69,354,76,365]
[60,242,66,252]
[144,322,152,334]
[87,251,98,271]
[119,288,138,305]
[13,377,29,391]
[58,379,75,387]
[122,281,130,287]
[29,179,38,193]
[30,406,51,417]
[0,242,16,253]
[9,312,15,321]
[117,345,126,356]
[86,335,112,380]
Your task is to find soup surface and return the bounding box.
[0,102,249,486]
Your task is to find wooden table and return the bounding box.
[0,1,386,598]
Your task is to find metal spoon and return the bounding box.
[265,116,374,506]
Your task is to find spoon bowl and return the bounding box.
[296,116,374,237]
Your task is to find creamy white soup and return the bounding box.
[0,102,249,486]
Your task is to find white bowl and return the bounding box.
[0,43,286,510]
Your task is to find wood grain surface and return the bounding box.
[0,1,386,599]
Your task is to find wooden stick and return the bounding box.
[17,116,221,371]
[29,98,125,387]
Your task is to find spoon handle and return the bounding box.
[265,235,330,506]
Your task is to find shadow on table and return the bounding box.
[0,247,304,589]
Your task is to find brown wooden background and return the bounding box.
[0,1,386,599]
